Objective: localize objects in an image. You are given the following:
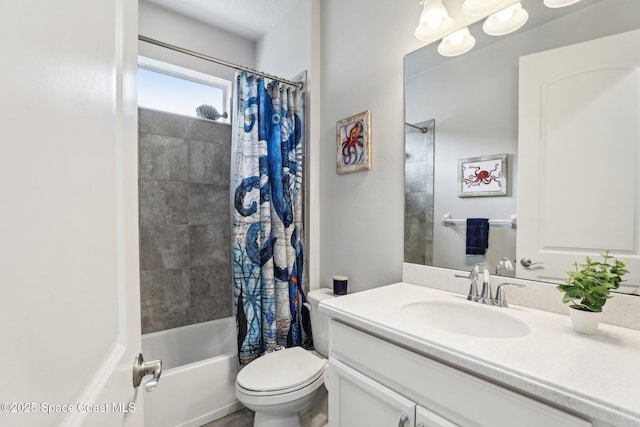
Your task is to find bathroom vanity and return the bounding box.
[319,283,640,427]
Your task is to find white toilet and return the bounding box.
[235,288,334,427]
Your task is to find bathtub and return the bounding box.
[142,317,243,427]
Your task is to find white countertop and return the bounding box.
[319,282,640,427]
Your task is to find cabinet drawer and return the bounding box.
[330,320,591,427]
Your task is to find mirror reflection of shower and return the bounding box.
[404,119,435,265]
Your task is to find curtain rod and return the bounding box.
[138,35,304,89]
[405,122,428,133]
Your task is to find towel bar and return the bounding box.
[442,213,517,228]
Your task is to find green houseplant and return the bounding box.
[556,251,628,334]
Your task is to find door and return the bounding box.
[517,29,640,285]
[0,1,144,426]
[327,359,416,427]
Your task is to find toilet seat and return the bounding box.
[236,347,326,396]
[236,371,325,408]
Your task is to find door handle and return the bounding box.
[520,258,544,268]
[398,413,408,427]
[133,353,162,392]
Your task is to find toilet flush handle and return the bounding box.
[133,353,162,392]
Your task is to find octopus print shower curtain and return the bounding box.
[232,72,309,364]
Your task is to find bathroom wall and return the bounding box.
[138,108,232,333]
[319,0,424,292]
[138,0,255,82]
[255,1,313,81]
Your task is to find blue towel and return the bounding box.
[466,218,489,255]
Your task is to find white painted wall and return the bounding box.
[319,0,424,292]
[138,0,255,82]
[255,1,311,82]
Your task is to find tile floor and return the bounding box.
[201,408,254,427]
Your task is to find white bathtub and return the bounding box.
[142,317,243,427]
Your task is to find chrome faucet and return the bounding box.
[495,258,514,276]
[461,263,525,307]
[463,264,479,301]
[465,263,491,303]
[493,283,525,308]
[478,263,493,304]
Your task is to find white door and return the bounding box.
[0,1,145,426]
[327,359,415,427]
[517,29,640,286]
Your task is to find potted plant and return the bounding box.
[556,251,628,334]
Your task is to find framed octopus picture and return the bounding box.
[336,110,372,174]
[457,153,508,197]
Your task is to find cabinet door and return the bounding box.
[327,359,415,427]
[416,405,460,427]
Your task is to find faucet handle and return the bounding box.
[493,283,525,308]
[496,257,515,276]
[477,263,492,302]
[466,264,486,302]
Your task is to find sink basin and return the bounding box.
[401,300,530,339]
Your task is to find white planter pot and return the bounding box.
[569,306,602,335]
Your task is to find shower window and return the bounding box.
[137,56,231,122]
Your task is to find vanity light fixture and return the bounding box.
[544,0,582,8]
[437,27,476,57]
[462,0,511,16]
[483,2,529,36]
[414,0,454,41]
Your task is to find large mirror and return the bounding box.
[404,0,640,287]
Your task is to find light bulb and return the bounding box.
[496,7,514,22]
[449,32,465,46]
[419,0,448,26]
[438,28,475,57]
[483,2,528,36]
[415,0,453,41]
[427,16,442,29]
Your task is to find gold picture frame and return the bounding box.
[336,110,372,174]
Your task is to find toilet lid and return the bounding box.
[236,347,326,393]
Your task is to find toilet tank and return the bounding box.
[307,288,335,357]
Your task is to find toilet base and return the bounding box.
[254,411,300,427]
[249,384,327,427]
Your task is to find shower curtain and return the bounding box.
[232,72,309,364]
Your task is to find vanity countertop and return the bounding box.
[319,282,640,427]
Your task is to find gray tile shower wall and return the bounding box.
[138,108,233,334]
[404,127,435,265]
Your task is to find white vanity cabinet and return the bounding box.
[326,319,592,427]
[328,358,459,427]
[416,406,460,427]
[328,358,417,427]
